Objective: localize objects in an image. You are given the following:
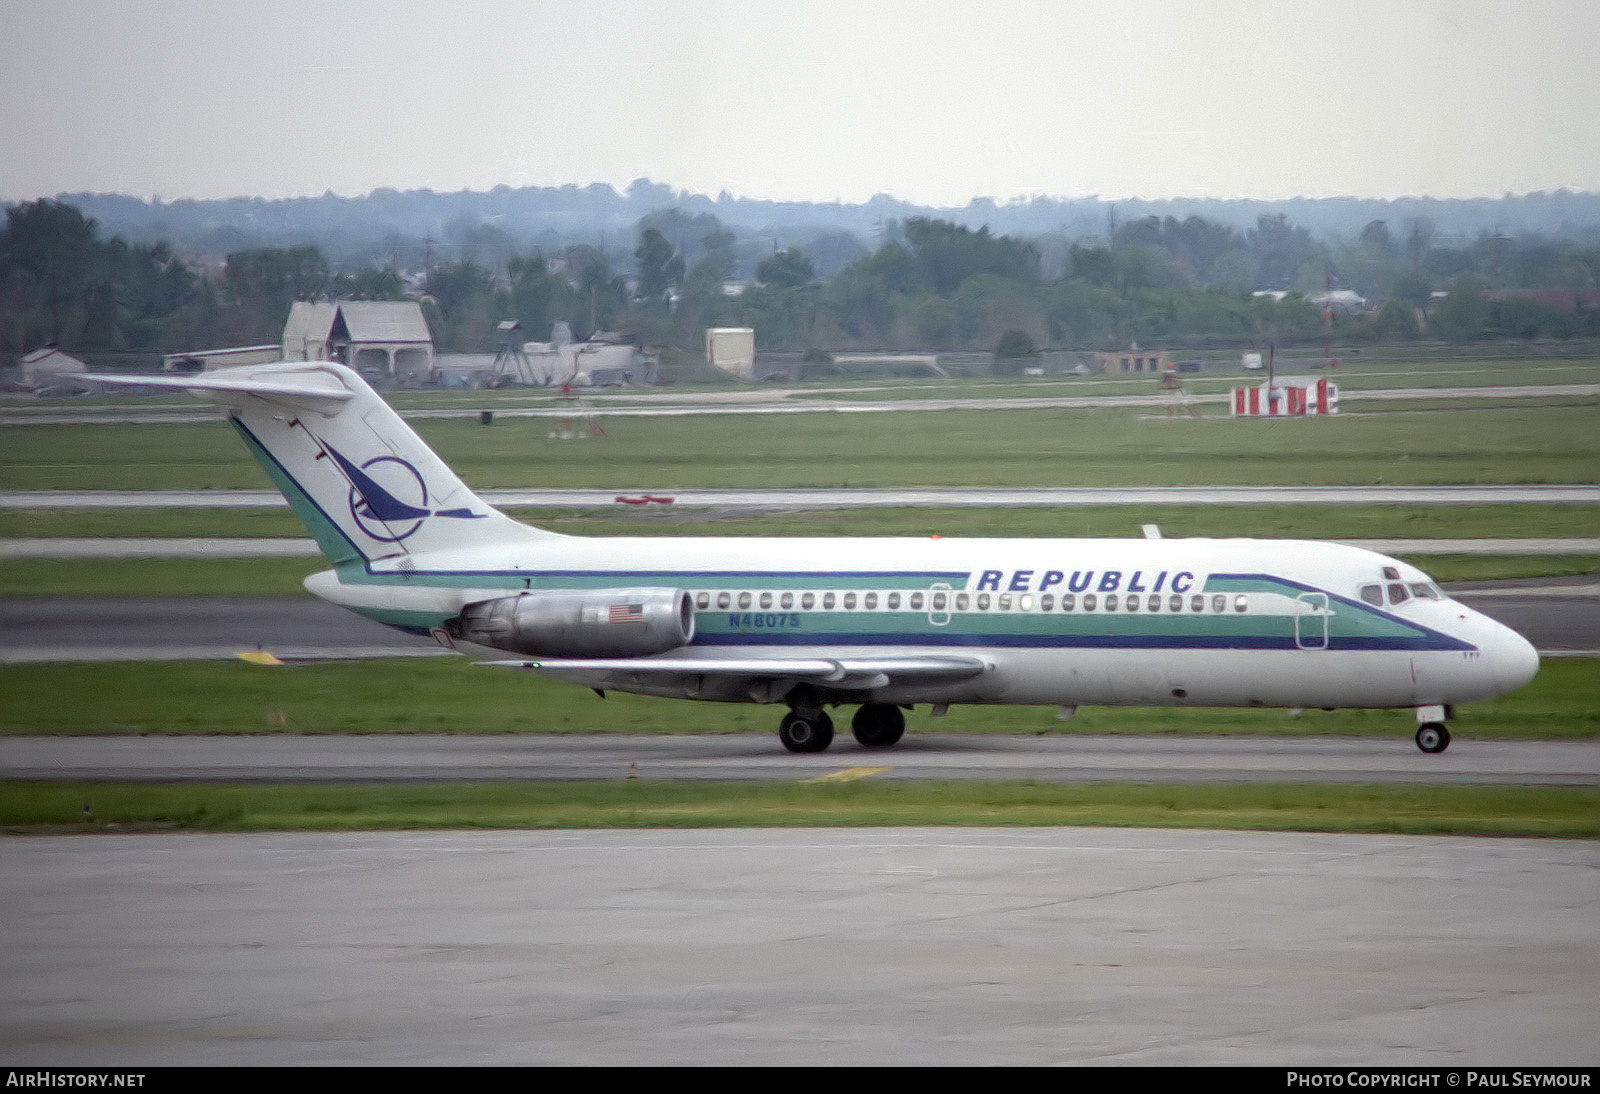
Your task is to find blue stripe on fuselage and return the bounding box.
[699,631,1466,652]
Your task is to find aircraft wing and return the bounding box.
[480,654,987,691]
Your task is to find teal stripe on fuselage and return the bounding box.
[338,569,1464,653]
[347,606,449,637]
[1205,572,1449,646]
[230,417,367,570]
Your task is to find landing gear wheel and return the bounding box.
[779,710,835,753]
[851,703,906,748]
[1415,723,1451,754]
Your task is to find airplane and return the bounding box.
[92,360,1540,755]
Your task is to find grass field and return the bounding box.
[4,354,1589,411]
[3,780,1594,838]
[3,401,1596,491]
[780,359,1600,400]
[1,557,325,597]
[3,656,1593,739]
[4,502,1597,541]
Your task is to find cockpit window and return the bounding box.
[1409,582,1441,600]
[1387,583,1410,605]
[1359,584,1382,607]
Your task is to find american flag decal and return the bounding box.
[609,603,644,625]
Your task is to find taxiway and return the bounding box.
[3,828,1594,1066]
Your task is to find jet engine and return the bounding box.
[447,589,695,657]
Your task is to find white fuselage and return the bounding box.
[307,532,1539,712]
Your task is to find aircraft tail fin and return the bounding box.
[93,362,554,567]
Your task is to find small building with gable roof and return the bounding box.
[19,346,91,395]
[281,301,338,361]
[282,300,433,382]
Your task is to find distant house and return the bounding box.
[281,301,338,360]
[1309,290,1368,313]
[1093,349,1174,374]
[330,302,433,380]
[282,300,433,381]
[19,347,91,395]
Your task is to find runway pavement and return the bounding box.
[7,483,1599,508]
[3,828,1595,1065]
[0,595,441,663]
[3,731,1595,786]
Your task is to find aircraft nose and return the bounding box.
[1487,622,1540,696]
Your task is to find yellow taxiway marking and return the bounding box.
[803,766,893,783]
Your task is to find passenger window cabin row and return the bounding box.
[696,590,1253,614]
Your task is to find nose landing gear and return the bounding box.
[1415,722,1451,754]
[1413,705,1454,753]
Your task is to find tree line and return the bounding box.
[4,197,1599,366]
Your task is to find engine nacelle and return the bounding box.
[448,588,696,658]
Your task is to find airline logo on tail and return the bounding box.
[324,444,485,543]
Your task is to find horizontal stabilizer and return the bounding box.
[86,370,355,404]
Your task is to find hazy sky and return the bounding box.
[4,0,1598,206]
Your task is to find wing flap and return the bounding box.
[479,656,845,680]
[478,654,986,688]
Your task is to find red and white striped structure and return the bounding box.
[1232,377,1339,416]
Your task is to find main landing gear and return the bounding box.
[778,709,834,753]
[1414,705,1453,754]
[851,703,905,748]
[777,697,906,753]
